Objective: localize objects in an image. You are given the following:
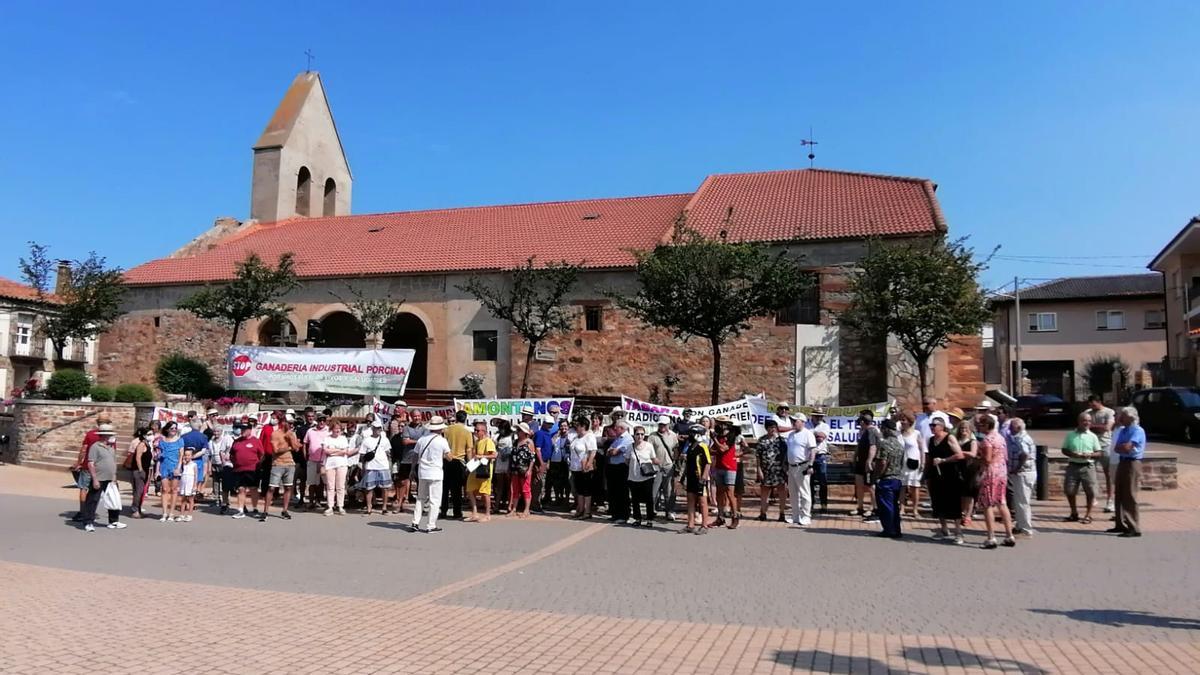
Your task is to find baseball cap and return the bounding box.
[656,415,671,425]
[370,419,384,428]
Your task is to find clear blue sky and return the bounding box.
[2,2,1198,291]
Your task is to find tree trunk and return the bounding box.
[52,338,65,362]
[231,322,242,345]
[709,338,722,405]
[916,354,929,403]
[521,341,536,397]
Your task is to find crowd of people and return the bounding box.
[69,394,1148,544]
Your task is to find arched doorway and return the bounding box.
[320,311,365,348]
[383,313,428,389]
[258,317,298,347]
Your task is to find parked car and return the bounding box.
[1130,387,1200,442]
[1014,394,1070,428]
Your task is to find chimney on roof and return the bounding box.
[54,260,72,295]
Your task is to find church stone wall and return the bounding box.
[96,310,230,393]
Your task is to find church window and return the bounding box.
[473,330,498,361]
[323,178,337,216]
[775,273,821,325]
[584,306,604,331]
[295,166,312,216]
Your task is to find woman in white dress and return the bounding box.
[899,411,926,518]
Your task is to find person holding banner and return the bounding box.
[568,418,596,519]
[648,416,678,521]
[755,420,788,522]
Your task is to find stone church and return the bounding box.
[100,72,984,407]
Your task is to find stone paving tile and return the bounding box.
[3,464,1200,673]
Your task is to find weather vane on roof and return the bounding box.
[800,127,818,167]
[305,48,315,73]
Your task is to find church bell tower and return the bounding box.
[250,72,352,222]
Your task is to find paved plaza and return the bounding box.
[2,464,1199,674]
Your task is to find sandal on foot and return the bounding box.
[1064,514,1079,522]
[1081,516,1093,524]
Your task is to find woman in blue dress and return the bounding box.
[157,421,186,522]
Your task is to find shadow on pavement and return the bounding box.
[1029,608,1200,630]
[804,527,945,545]
[771,650,906,673]
[901,646,1047,673]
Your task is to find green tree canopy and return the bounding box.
[611,222,811,404]
[457,257,581,397]
[837,237,993,400]
[329,283,406,338]
[177,252,300,344]
[19,242,127,361]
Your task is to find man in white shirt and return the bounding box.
[786,419,817,527]
[412,415,452,533]
[915,397,938,445]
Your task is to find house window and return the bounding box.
[472,330,497,361]
[775,274,821,325]
[1096,310,1125,331]
[1145,309,1166,330]
[584,306,604,332]
[1027,312,1057,332]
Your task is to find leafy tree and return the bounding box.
[612,221,811,404]
[329,283,406,339]
[155,353,218,398]
[457,257,581,397]
[1082,354,1130,398]
[89,385,115,402]
[837,237,993,401]
[45,369,91,400]
[177,253,299,344]
[19,243,127,362]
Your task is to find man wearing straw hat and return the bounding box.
[412,415,452,533]
[81,423,126,532]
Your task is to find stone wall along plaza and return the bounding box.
[6,401,137,465]
[97,310,230,394]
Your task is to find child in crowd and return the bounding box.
[178,448,197,522]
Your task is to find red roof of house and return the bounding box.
[0,277,59,304]
[124,168,944,286]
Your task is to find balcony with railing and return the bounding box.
[7,329,45,360]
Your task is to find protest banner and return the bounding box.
[226,346,415,397]
[152,406,270,427]
[746,396,892,443]
[371,400,456,424]
[620,395,755,432]
[454,398,575,424]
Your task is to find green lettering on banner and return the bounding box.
[487,401,500,416]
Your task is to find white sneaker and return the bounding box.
[1103,500,1114,513]
[84,524,95,532]
[107,522,128,530]
[232,511,246,519]
[323,508,333,516]
[798,518,812,527]
[173,515,184,522]
[667,513,676,522]
[184,515,193,522]
[159,515,168,522]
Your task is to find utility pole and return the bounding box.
[1013,276,1023,396]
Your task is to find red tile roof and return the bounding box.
[681,168,945,243]
[123,168,944,286]
[0,277,59,304]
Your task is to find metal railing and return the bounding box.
[6,331,45,359]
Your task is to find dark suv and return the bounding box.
[1014,394,1070,428]
[1130,387,1200,442]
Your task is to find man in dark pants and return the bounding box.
[440,410,472,519]
[81,423,126,532]
[605,419,633,522]
[809,408,831,512]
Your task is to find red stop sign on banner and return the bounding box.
[231,354,253,377]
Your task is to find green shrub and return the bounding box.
[154,353,216,399]
[45,369,91,400]
[114,383,154,403]
[89,385,115,402]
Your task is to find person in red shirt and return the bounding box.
[711,418,743,529]
[229,424,266,519]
